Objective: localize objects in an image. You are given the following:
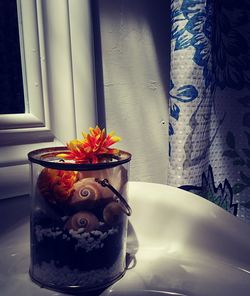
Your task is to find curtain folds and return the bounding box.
[168,0,250,223]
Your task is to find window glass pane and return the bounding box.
[0,0,24,114]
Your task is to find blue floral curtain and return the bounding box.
[168,0,250,223]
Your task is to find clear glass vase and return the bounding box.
[28,147,131,294]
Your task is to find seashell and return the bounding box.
[79,168,124,199]
[69,178,101,209]
[64,211,99,232]
[103,202,124,225]
[73,177,113,199]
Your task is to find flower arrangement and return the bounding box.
[37,126,122,205]
[29,125,131,293]
[57,126,121,164]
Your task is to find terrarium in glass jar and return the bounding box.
[28,127,131,294]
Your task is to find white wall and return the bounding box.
[98,0,170,183]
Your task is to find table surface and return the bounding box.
[0,182,250,296]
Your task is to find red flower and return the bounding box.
[57,126,121,163]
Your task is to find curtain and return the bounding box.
[168,0,250,223]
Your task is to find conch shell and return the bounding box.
[64,211,99,232]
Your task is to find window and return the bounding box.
[0,0,25,114]
[0,0,97,199]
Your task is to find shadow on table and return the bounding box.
[0,194,30,237]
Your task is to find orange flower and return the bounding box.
[37,168,78,203]
[57,126,121,163]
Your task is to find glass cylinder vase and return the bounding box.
[28,147,131,294]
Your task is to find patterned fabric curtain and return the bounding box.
[168,0,250,223]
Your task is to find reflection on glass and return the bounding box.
[0,0,24,114]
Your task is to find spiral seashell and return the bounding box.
[103,202,124,225]
[79,169,122,199]
[64,211,99,232]
[74,177,113,199]
[69,178,101,209]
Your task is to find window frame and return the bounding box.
[0,0,97,199]
[0,0,51,145]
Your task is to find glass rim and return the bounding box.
[28,146,132,171]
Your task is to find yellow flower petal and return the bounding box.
[112,136,122,142]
